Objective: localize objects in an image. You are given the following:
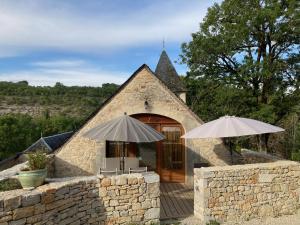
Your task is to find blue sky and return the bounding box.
[0,0,220,86]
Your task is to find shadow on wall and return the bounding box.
[186,145,207,184]
[240,148,281,164]
[213,143,244,165]
[54,157,93,178]
[0,152,28,171]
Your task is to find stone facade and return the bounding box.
[194,160,300,223]
[0,172,160,225]
[55,66,235,184]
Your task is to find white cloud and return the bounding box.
[0,59,129,86]
[31,59,87,68]
[0,0,222,86]
[0,0,213,55]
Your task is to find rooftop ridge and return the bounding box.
[43,131,73,140]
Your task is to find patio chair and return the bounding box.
[99,157,121,175]
[99,168,119,175]
[129,167,147,174]
[124,157,148,173]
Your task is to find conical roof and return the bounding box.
[155,50,186,93]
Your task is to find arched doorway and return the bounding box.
[131,113,185,183]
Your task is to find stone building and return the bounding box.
[0,131,73,171]
[55,50,239,184]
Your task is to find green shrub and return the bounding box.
[291,152,300,161]
[26,151,48,170]
[206,220,220,225]
[0,178,22,191]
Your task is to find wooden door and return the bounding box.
[158,125,185,183]
[131,114,185,183]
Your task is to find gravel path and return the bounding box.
[162,209,300,225]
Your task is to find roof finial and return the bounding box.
[162,38,165,50]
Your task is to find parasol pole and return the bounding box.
[122,142,126,173]
[229,138,233,164]
[225,137,234,164]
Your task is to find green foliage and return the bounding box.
[0,178,22,191]
[184,77,256,121]
[35,115,82,136]
[291,152,300,161]
[206,220,220,225]
[181,0,299,154]
[0,114,37,159]
[26,151,48,170]
[128,223,162,225]
[0,113,82,160]
[0,82,119,160]
[0,82,119,117]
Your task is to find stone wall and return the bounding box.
[55,66,234,184]
[194,161,300,223]
[240,148,281,164]
[0,172,160,225]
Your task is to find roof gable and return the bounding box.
[43,131,74,150]
[56,64,202,152]
[25,131,73,153]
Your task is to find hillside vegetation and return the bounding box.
[0,81,118,117]
[0,81,118,160]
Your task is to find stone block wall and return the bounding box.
[0,172,160,225]
[194,161,300,223]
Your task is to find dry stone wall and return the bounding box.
[194,161,300,223]
[0,172,160,225]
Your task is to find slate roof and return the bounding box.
[155,50,187,93]
[25,131,73,153]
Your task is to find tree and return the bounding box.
[17,81,29,86]
[181,0,299,152]
[0,114,38,159]
[35,115,81,136]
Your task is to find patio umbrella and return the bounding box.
[182,116,284,162]
[83,113,165,172]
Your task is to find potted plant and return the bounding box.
[17,151,48,189]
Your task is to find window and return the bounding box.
[161,126,183,170]
[106,141,136,157]
[136,142,157,170]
